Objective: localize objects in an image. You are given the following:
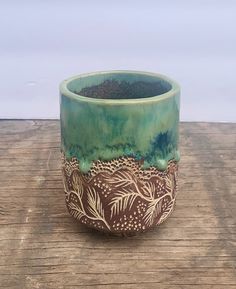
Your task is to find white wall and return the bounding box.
[0,0,235,121]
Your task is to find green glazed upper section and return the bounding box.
[60,71,180,173]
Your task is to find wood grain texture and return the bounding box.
[0,120,235,289]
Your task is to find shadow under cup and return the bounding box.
[60,71,180,235]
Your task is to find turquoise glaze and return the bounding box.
[60,71,180,173]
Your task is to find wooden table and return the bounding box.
[0,120,235,289]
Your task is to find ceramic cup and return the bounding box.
[60,70,180,235]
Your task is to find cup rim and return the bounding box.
[60,70,180,105]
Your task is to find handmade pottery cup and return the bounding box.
[60,70,180,235]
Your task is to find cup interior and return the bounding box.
[66,72,172,100]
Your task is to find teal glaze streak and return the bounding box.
[60,71,180,173]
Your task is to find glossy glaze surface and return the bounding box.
[60,71,180,173]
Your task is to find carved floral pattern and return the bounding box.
[62,154,178,234]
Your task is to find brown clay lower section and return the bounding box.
[62,154,178,234]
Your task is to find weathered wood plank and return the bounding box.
[0,120,235,288]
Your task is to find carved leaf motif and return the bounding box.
[143,199,163,226]
[71,170,84,198]
[105,169,137,188]
[158,200,175,225]
[68,202,84,220]
[142,181,156,200]
[87,187,105,220]
[164,177,172,194]
[109,188,138,217]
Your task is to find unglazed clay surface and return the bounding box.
[62,154,178,234]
